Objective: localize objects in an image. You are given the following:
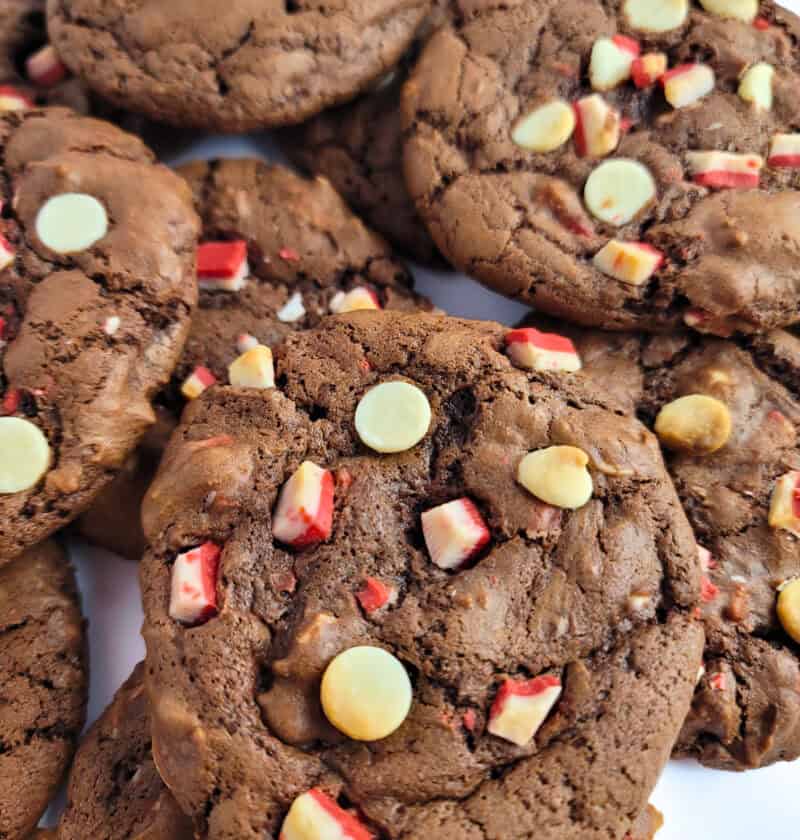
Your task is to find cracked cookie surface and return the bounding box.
[402,0,800,335]
[282,3,450,265]
[47,0,432,132]
[58,662,192,840]
[76,157,430,560]
[524,315,800,769]
[0,540,87,840]
[140,311,703,839]
[0,107,199,562]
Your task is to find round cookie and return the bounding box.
[282,5,449,265]
[47,0,433,133]
[0,0,90,113]
[59,662,193,840]
[75,158,430,559]
[517,316,800,769]
[0,107,199,563]
[0,540,87,840]
[403,0,800,335]
[139,311,703,839]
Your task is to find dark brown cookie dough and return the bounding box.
[47,0,432,133]
[139,311,703,840]
[59,662,193,840]
[74,406,176,562]
[0,540,87,840]
[0,0,90,113]
[75,158,429,560]
[0,107,199,563]
[521,315,800,769]
[403,0,800,335]
[282,5,449,265]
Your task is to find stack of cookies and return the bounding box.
[0,1,797,839]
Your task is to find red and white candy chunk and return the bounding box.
[0,85,33,111]
[26,45,67,87]
[768,134,800,168]
[181,366,217,400]
[488,675,562,746]
[330,287,380,314]
[505,327,581,372]
[169,542,222,625]
[593,240,664,286]
[631,52,667,88]
[280,789,373,840]
[589,35,640,91]
[197,240,250,292]
[662,64,715,108]
[273,461,335,548]
[686,151,763,188]
[421,498,490,570]
[769,470,800,535]
[0,235,14,271]
[573,94,621,158]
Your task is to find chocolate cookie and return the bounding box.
[59,662,193,840]
[76,158,429,560]
[0,540,87,840]
[515,316,800,769]
[0,0,89,114]
[282,5,449,265]
[0,107,199,563]
[47,0,432,133]
[403,0,800,335]
[139,311,703,839]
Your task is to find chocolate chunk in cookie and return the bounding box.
[0,540,87,840]
[0,107,199,562]
[48,0,433,133]
[139,311,703,839]
[76,158,429,560]
[518,315,800,769]
[403,0,800,335]
[59,662,192,840]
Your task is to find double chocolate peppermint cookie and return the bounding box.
[283,3,449,265]
[77,158,429,560]
[140,311,702,839]
[59,662,193,840]
[403,0,800,335]
[0,540,87,840]
[515,316,800,769]
[0,0,89,114]
[0,107,199,562]
[48,0,432,132]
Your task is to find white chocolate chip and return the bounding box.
[663,64,715,109]
[321,646,412,740]
[700,0,758,22]
[777,578,800,643]
[228,344,274,389]
[654,394,732,455]
[277,291,306,323]
[0,416,51,493]
[355,381,431,454]
[36,193,108,254]
[103,315,120,336]
[768,471,800,535]
[517,445,593,509]
[584,159,656,226]
[738,62,774,110]
[512,100,576,152]
[623,0,688,32]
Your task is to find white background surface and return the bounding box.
[44,40,800,836]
